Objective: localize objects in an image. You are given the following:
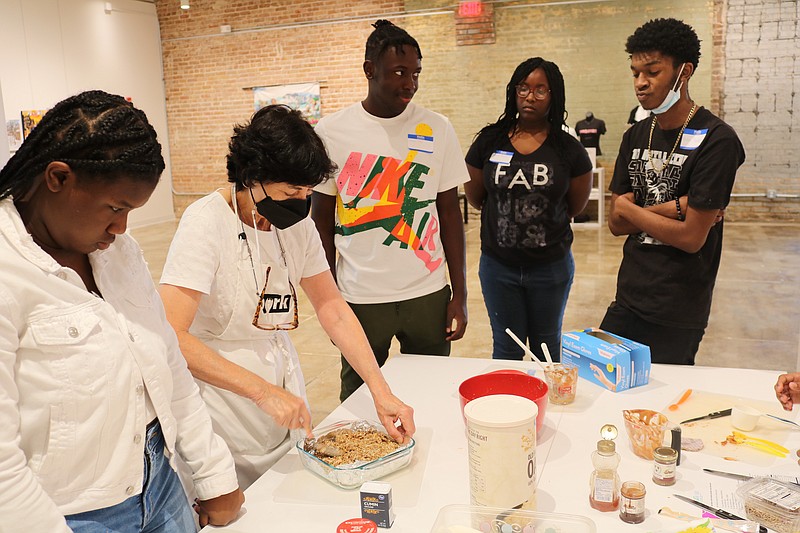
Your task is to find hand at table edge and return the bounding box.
[195,488,245,528]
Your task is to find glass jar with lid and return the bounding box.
[652,446,678,486]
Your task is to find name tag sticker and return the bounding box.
[680,128,708,150]
[489,150,514,165]
[408,133,434,154]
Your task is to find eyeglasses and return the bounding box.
[515,85,550,100]
[252,266,299,331]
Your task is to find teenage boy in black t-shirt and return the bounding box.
[600,18,745,365]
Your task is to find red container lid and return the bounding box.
[337,518,378,533]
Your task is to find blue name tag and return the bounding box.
[407,134,434,154]
[489,150,514,164]
[680,128,708,150]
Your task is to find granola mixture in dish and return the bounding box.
[311,428,401,466]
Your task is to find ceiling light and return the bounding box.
[180,0,190,9]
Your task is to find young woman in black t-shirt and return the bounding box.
[465,57,593,361]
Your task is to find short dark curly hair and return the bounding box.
[226,104,336,189]
[626,18,701,69]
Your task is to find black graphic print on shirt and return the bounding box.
[494,160,552,249]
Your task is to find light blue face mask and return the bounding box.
[650,63,686,115]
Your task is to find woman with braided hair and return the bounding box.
[0,90,243,532]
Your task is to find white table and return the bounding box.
[203,355,799,532]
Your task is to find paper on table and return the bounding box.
[274,427,432,507]
[702,482,746,513]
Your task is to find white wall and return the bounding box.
[0,83,8,169]
[0,0,174,227]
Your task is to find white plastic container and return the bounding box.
[736,477,800,533]
[463,394,537,511]
[430,504,597,533]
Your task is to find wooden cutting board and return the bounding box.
[663,389,796,467]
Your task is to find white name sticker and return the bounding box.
[680,128,708,150]
[407,133,434,154]
[489,150,514,165]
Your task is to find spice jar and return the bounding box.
[619,481,646,524]
[652,446,678,486]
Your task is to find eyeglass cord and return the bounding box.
[232,184,289,297]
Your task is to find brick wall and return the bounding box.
[156,0,404,214]
[156,0,798,221]
[721,0,799,221]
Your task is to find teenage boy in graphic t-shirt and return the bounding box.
[312,20,469,401]
[601,18,745,365]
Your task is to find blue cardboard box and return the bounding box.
[561,328,651,392]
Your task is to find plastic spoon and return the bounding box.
[540,342,554,369]
[504,328,548,373]
[668,389,693,411]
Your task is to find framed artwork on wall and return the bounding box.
[21,109,47,139]
[6,119,22,152]
[252,82,321,125]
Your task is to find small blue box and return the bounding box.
[562,328,651,392]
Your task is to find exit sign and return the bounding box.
[459,1,483,17]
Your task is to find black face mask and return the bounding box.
[252,187,310,229]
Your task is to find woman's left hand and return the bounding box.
[372,392,416,444]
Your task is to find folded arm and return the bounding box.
[607,193,721,253]
[464,164,487,210]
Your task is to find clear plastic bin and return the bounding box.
[430,504,596,533]
[295,420,415,489]
[736,477,800,533]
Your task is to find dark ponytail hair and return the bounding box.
[365,19,422,63]
[476,57,572,158]
[0,90,164,200]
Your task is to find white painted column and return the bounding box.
[0,81,9,169]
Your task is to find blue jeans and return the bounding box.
[479,252,575,361]
[66,420,196,533]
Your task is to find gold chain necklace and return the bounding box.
[647,103,697,176]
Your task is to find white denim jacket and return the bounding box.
[0,199,238,532]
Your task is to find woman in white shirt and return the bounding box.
[0,91,243,531]
[159,105,415,489]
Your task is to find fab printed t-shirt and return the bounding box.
[315,102,468,304]
[609,106,745,328]
[465,129,592,266]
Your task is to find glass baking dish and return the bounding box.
[295,419,416,489]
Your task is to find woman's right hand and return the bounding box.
[253,384,313,436]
